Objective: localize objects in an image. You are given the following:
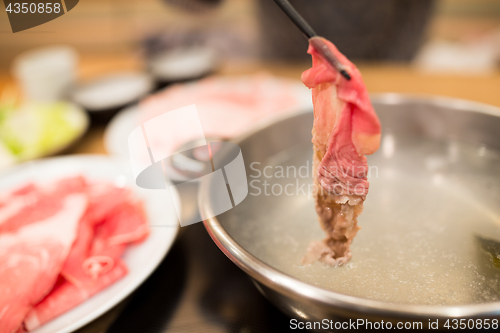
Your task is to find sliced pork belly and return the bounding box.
[0,176,87,235]
[82,199,148,280]
[0,176,149,332]
[61,183,133,286]
[24,182,148,330]
[0,194,87,333]
[301,37,381,266]
[23,261,128,331]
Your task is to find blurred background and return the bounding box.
[0,0,499,174]
[1,0,499,72]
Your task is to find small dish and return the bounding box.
[70,72,154,122]
[147,46,217,87]
[0,101,89,170]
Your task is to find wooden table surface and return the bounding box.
[1,56,500,332]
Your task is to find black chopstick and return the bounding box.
[272,0,351,81]
[272,0,316,39]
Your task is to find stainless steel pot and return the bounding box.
[200,94,500,324]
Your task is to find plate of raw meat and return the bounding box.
[0,155,179,333]
[104,74,312,181]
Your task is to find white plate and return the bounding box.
[104,105,139,160]
[104,76,313,181]
[0,155,179,333]
[104,105,193,182]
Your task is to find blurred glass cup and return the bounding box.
[12,46,78,101]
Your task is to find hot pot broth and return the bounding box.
[219,134,500,306]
